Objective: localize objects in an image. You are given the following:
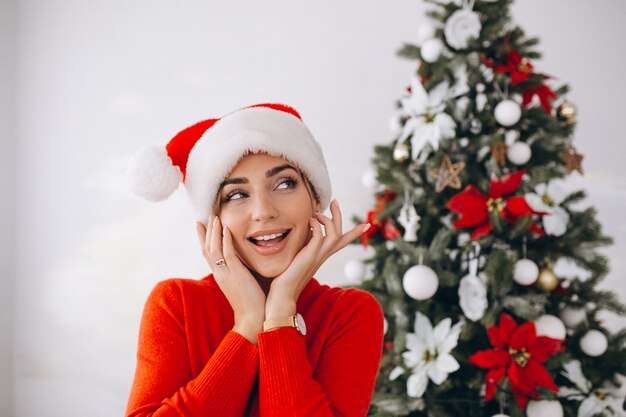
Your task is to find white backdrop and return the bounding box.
[3,1,626,416]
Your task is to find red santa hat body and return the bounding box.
[127,103,332,224]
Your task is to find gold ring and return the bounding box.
[215,258,226,267]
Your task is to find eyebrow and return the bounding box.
[219,164,298,188]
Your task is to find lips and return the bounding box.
[247,229,291,255]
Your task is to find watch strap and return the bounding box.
[263,315,296,332]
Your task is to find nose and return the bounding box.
[250,190,279,222]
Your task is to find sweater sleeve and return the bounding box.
[125,280,259,417]
[257,290,384,417]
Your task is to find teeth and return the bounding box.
[252,231,287,241]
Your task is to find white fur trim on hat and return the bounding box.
[185,106,332,223]
[127,145,182,202]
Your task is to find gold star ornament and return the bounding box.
[431,154,466,192]
[559,144,584,174]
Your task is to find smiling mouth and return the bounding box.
[248,230,290,247]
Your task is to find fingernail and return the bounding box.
[214,216,219,225]
[362,223,371,233]
[333,199,339,209]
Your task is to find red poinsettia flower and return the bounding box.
[361,190,401,248]
[522,83,558,114]
[446,170,544,240]
[493,49,535,86]
[469,313,564,409]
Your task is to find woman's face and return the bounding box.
[217,153,320,279]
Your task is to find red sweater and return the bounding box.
[126,274,384,417]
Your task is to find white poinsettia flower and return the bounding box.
[560,360,626,417]
[525,179,570,236]
[399,77,457,160]
[393,312,463,398]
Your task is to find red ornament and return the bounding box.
[469,313,564,409]
[361,190,401,248]
[446,171,544,240]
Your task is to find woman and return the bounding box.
[125,103,384,417]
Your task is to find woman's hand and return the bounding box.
[265,199,370,319]
[196,215,266,344]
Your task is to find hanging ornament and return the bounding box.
[580,329,608,357]
[534,314,567,340]
[560,306,586,328]
[494,99,522,127]
[444,8,482,50]
[491,142,507,166]
[430,154,465,193]
[475,93,487,111]
[420,38,444,63]
[513,258,539,285]
[526,400,564,417]
[344,259,366,282]
[535,267,559,292]
[402,264,439,300]
[506,141,532,165]
[557,100,577,123]
[469,118,482,134]
[398,189,421,242]
[393,140,411,163]
[361,169,379,189]
[458,243,488,321]
[417,22,437,44]
[559,144,584,174]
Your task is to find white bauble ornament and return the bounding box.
[417,22,437,44]
[506,141,532,165]
[504,129,520,145]
[344,260,366,282]
[402,265,439,300]
[421,38,444,63]
[560,306,586,328]
[444,9,482,50]
[494,100,522,127]
[513,259,539,285]
[534,314,566,340]
[361,169,379,189]
[580,330,608,357]
[526,400,563,417]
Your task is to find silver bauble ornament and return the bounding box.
[580,329,608,357]
[420,38,444,63]
[506,141,532,165]
[534,314,567,340]
[402,265,439,300]
[494,100,522,127]
[513,259,539,285]
[526,400,563,417]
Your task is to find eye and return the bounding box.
[223,189,248,202]
[276,176,299,190]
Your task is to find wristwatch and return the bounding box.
[263,313,307,336]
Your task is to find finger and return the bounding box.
[308,217,324,250]
[314,212,337,239]
[205,215,214,252]
[329,199,342,236]
[221,226,238,267]
[334,223,371,254]
[209,216,224,261]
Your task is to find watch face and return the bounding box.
[295,313,307,336]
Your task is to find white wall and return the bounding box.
[1,0,17,415]
[9,1,626,416]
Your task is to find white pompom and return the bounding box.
[580,329,608,357]
[526,400,563,417]
[507,142,532,165]
[421,38,444,63]
[127,145,182,202]
[513,259,539,285]
[361,169,379,189]
[560,306,586,328]
[402,265,439,300]
[534,314,566,340]
[344,259,366,282]
[494,100,522,127]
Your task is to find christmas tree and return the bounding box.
[349,1,626,416]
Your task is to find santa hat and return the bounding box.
[127,103,332,224]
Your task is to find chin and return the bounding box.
[248,257,291,279]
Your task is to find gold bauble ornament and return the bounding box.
[393,141,411,163]
[535,268,559,291]
[557,101,577,123]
